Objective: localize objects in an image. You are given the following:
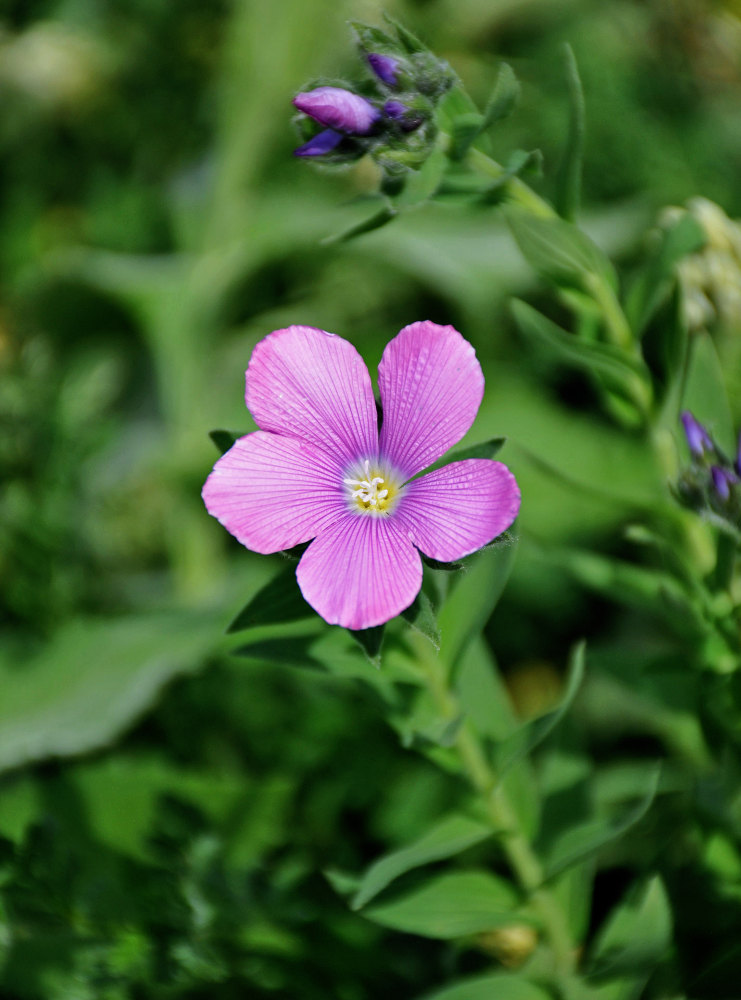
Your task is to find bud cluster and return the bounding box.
[292,19,454,172]
[660,198,741,332]
[677,411,741,530]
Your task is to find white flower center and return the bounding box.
[344,459,399,514]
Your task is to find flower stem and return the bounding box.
[420,646,576,977]
[465,147,556,219]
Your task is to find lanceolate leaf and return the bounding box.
[349,625,385,667]
[495,641,586,776]
[351,813,493,910]
[511,300,650,388]
[227,562,313,632]
[554,45,585,222]
[506,209,617,292]
[401,589,441,649]
[209,428,243,454]
[363,870,519,938]
[543,767,661,880]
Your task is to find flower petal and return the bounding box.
[202,431,346,554]
[296,513,422,629]
[246,325,378,466]
[293,87,380,135]
[378,321,485,479]
[294,128,344,157]
[394,459,520,562]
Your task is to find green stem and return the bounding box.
[421,647,576,977]
[712,531,737,594]
[465,147,556,219]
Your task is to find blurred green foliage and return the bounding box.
[2,0,741,997]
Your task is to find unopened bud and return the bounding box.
[367,53,400,87]
[681,411,713,458]
[293,87,380,135]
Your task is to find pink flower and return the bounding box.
[202,322,521,630]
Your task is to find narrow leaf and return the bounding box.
[681,330,735,455]
[209,428,242,454]
[496,641,586,775]
[227,563,313,632]
[481,63,520,132]
[589,876,672,978]
[352,813,493,910]
[402,590,441,649]
[555,45,585,221]
[383,12,428,54]
[322,204,397,245]
[479,150,543,205]
[511,300,650,387]
[349,625,385,666]
[396,147,448,208]
[544,767,661,880]
[438,538,518,675]
[506,209,617,292]
[364,870,519,939]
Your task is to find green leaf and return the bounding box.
[437,538,519,676]
[425,437,505,475]
[401,590,441,649]
[416,973,552,1000]
[351,813,493,910]
[363,870,519,938]
[321,203,397,245]
[588,876,672,979]
[511,300,650,389]
[479,150,543,205]
[481,63,520,132]
[626,212,706,335]
[554,45,585,222]
[396,147,448,208]
[505,209,617,292]
[681,330,735,455]
[450,63,519,161]
[349,625,385,667]
[227,562,313,632]
[209,428,242,454]
[495,641,586,775]
[544,767,661,880]
[0,612,220,774]
[383,12,428,54]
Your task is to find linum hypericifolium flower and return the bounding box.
[203,322,520,630]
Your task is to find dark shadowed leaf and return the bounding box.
[209,429,243,454]
[349,625,385,666]
[352,813,493,909]
[227,563,313,632]
[401,590,441,649]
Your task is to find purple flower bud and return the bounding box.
[383,100,425,133]
[293,128,344,157]
[711,465,734,502]
[293,87,380,135]
[681,410,713,457]
[367,53,399,87]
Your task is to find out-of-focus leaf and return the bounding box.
[322,203,397,245]
[416,973,552,1000]
[438,537,518,675]
[351,813,492,910]
[544,767,660,879]
[626,213,706,335]
[426,437,505,474]
[383,12,428,54]
[402,590,441,649]
[555,45,585,222]
[450,64,519,160]
[363,870,519,938]
[495,641,585,775]
[681,330,735,455]
[479,150,543,205]
[349,625,385,667]
[209,428,242,454]
[588,876,672,980]
[0,612,220,774]
[227,562,313,632]
[511,300,650,389]
[506,209,617,292]
[396,147,448,208]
